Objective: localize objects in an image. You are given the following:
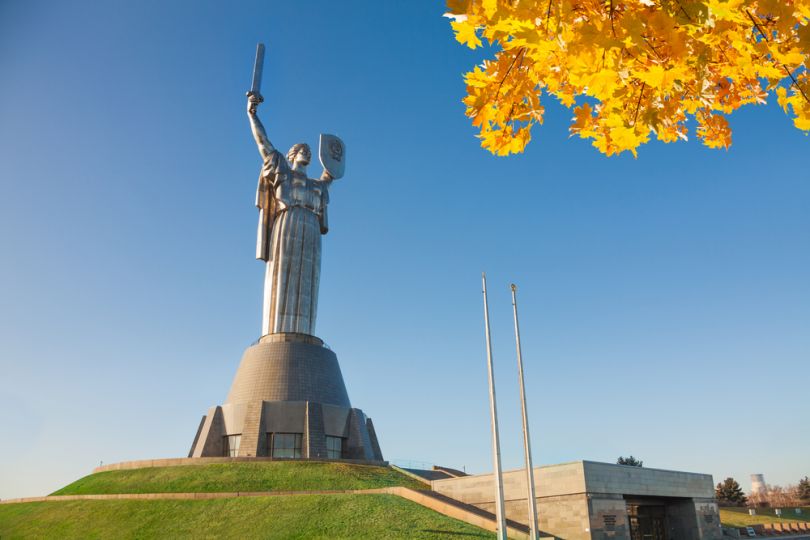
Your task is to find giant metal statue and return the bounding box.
[187,44,381,462]
[246,44,345,336]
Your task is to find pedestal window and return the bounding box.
[326,436,344,459]
[270,433,302,458]
[224,434,241,457]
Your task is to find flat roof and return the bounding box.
[433,460,715,500]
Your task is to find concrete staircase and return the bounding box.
[386,486,543,540]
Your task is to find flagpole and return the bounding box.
[482,273,507,540]
[511,283,539,539]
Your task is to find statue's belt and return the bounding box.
[276,202,320,215]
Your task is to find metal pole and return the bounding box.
[511,284,539,540]
[482,273,507,540]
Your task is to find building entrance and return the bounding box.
[628,504,666,540]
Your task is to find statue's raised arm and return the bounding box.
[247,95,275,160]
[246,43,273,160]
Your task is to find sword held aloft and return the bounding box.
[248,43,265,102]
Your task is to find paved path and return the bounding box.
[734,534,810,539]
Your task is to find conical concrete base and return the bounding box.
[189,333,383,462]
[226,334,351,407]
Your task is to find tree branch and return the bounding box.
[746,10,810,105]
[496,47,527,100]
[609,0,617,37]
[633,83,646,126]
[675,0,693,22]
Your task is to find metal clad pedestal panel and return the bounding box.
[226,339,350,408]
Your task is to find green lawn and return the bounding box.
[52,462,426,495]
[0,494,493,539]
[719,506,810,528]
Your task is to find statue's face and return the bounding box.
[295,146,311,166]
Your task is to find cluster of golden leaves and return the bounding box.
[447,0,810,156]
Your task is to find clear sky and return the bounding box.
[0,1,807,500]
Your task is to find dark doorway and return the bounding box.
[628,504,666,540]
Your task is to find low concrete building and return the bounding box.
[431,460,722,540]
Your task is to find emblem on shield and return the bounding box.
[319,134,346,179]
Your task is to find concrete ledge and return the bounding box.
[258,333,324,346]
[92,456,388,474]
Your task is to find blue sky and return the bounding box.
[0,0,807,499]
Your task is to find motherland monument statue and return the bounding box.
[247,59,345,337]
[188,44,383,462]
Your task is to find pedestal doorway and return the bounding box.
[628,503,666,540]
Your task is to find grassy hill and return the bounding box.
[719,506,810,528]
[17,462,809,538]
[0,462,495,539]
[52,461,426,495]
[0,495,492,539]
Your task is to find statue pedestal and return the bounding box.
[189,333,383,462]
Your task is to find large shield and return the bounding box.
[319,134,346,179]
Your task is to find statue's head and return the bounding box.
[287,143,311,168]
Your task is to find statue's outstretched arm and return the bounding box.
[247,95,275,160]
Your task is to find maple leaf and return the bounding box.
[571,102,595,134]
[610,125,645,158]
[482,0,497,19]
[637,65,690,93]
[795,114,810,131]
[707,0,747,23]
[585,70,620,100]
[776,87,790,113]
[697,112,732,149]
[452,20,482,49]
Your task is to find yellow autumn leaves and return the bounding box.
[446,0,810,156]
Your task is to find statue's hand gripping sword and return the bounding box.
[247,43,265,102]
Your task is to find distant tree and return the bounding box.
[716,477,748,506]
[748,487,768,508]
[797,477,810,504]
[767,484,793,507]
[786,484,802,506]
[617,456,643,467]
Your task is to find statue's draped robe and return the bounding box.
[256,150,329,336]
